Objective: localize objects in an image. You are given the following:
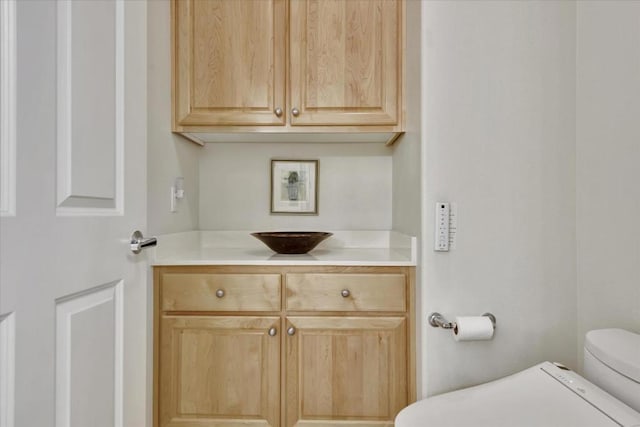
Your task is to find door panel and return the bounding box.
[159,316,280,427]
[57,0,122,212]
[0,0,16,217]
[285,317,407,427]
[55,282,122,427]
[0,312,15,427]
[289,0,401,126]
[173,0,286,127]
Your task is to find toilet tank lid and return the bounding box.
[585,329,640,382]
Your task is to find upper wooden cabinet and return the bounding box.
[172,0,404,142]
[289,0,401,127]
[172,0,286,127]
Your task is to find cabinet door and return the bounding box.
[289,0,402,127]
[285,317,407,427]
[173,0,286,127]
[159,316,280,427]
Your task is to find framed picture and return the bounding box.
[271,159,318,214]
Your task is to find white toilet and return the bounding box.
[395,328,640,427]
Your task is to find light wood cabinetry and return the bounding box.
[289,0,401,128]
[172,0,286,128]
[286,273,406,312]
[154,266,415,427]
[285,316,407,427]
[161,273,281,311]
[159,316,280,427]
[172,0,404,141]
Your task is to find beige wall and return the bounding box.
[147,0,200,234]
[421,0,577,396]
[198,143,393,231]
[576,1,640,369]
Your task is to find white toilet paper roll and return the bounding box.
[453,316,494,341]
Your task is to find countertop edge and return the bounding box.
[150,231,417,266]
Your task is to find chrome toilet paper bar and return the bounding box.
[428,312,456,329]
[428,312,497,329]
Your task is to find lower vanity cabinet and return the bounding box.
[158,316,281,427]
[154,266,415,427]
[285,316,408,427]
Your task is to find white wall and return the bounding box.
[147,0,200,234]
[392,0,423,396]
[421,0,577,396]
[576,1,640,369]
[393,0,422,238]
[198,143,393,231]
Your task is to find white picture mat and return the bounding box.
[271,160,317,214]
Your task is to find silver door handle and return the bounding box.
[130,230,157,254]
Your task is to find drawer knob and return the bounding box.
[287,327,296,336]
[341,289,351,298]
[215,289,225,298]
[268,327,277,336]
[291,107,300,117]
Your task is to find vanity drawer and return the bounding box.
[286,273,406,312]
[161,274,281,312]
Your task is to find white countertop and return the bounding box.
[150,230,417,266]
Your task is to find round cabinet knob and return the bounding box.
[291,108,300,117]
[268,327,277,337]
[274,107,283,117]
[215,289,225,298]
[341,289,351,298]
[287,327,296,336]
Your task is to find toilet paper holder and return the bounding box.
[428,312,497,329]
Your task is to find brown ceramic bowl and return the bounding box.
[251,231,333,254]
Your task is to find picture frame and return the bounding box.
[271,159,318,215]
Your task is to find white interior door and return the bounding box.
[0,1,149,426]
